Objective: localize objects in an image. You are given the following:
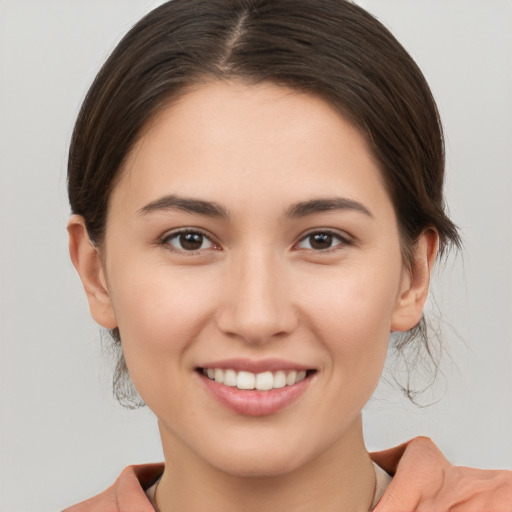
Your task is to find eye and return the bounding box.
[296,231,349,251]
[162,230,217,252]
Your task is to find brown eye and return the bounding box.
[165,230,214,252]
[309,233,333,250]
[180,232,204,250]
[297,231,348,251]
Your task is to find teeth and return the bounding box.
[223,369,237,387]
[273,370,287,388]
[286,371,297,386]
[255,371,273,391]
[203,368,310,390]
[237,371,255,390]
[214,368,224,382]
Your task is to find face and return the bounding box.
[71,81,431,477]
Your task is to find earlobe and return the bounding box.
[67,215,118,329]
[391,229,438,332]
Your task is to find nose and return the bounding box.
[215,250,298,344]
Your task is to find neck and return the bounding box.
[156,416,376,512]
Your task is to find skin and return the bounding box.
[69,81,437,511]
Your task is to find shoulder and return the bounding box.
[62,463,164,512]
[371,437,512,512]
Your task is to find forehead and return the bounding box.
[112,80,393,221]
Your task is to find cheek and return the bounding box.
[311,263,400,332]
[106,265,224,416]
[106,262,219,373]
[305,261,400,377]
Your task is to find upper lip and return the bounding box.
[198,358,314,373]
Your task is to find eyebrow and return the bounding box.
[286,197,373,218]
[138,194,229,218]
[138,194,372,220]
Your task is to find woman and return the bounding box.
[64,0,511,510]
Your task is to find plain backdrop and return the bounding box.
[1,1,511,510]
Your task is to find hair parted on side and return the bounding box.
[68,0,460,408]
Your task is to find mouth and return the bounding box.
[196,363,317,416]
[198,367,315,391]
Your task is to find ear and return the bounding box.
[67,215,118,329]
[391,229,438,332]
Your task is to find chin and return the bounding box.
[209,450,308,478]
[195,429,320,478]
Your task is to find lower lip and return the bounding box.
[199,372,314,416]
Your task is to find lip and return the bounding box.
[196,359,316,416]
[198,358,313,373]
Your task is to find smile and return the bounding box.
[201,368,308,391]
[197,364,316,416]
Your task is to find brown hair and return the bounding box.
[68,0,460,407]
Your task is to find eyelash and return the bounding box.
[159,228,351,254]
[160,228,219,253]
[295,229,352,252]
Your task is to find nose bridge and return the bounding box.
[217,244,296,343]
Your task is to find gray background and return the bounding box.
[1,1,511,510]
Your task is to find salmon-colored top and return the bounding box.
[63,437,512,512]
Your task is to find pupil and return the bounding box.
[311,233,332,250]
[180,232,203,250]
